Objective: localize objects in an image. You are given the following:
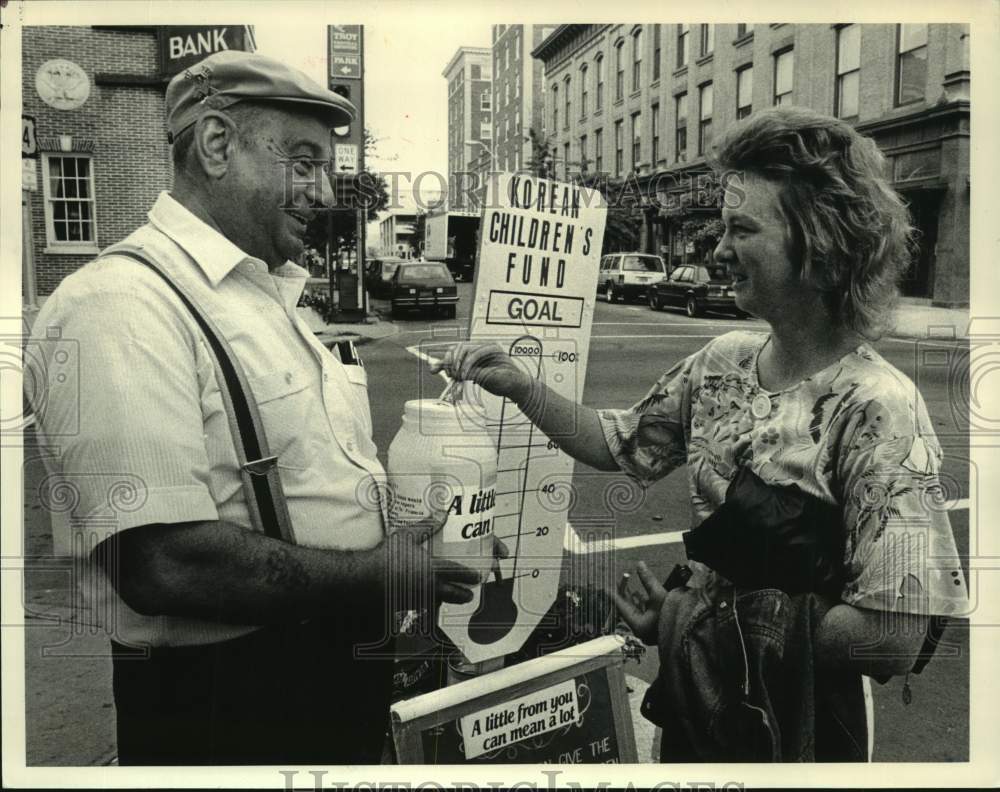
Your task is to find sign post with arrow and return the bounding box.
[327,24,366,318]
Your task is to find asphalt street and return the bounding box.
[20,283,970,764]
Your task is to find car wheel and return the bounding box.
[605,283,617,303]
[648,290,661,311]
[685,295,702,318]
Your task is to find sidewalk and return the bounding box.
[890,300,969,340]
[296,306,399,346]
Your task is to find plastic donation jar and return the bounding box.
[387,399,498,572]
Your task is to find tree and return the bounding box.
[524,128,556,178]
[303,126,391,256]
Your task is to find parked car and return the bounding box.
[365,256,405,299]
[597,253,667,303]
[389,261,459,318]
[647,263,747,318]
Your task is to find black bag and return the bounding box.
[682,466,844,596]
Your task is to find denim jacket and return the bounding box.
[640,573,868,762]
[639,467,868,762]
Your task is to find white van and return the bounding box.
[596,253,668,303]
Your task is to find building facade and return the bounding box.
[22,25,255,305]
[533,23,970,307]
[490,24,558,174]
[442,46,492,210]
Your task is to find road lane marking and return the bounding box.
[564,497,970,554]
[405,345,451,382]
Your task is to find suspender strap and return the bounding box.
[101,244,296,544]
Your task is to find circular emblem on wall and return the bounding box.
[36,59,91,110]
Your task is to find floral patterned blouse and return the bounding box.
[598,330,968,617]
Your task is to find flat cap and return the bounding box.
[165,50,356,142]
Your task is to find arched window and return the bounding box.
[580,63,589,116]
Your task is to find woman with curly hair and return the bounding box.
[432,106,967,761]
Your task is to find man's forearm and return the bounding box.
[509,376,619,472]
[815,603,929,677]
[100,520,381,625]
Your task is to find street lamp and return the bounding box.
[464,139,498,171]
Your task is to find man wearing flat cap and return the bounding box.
[26,51,478,765]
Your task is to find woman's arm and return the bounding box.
[432,342,618,471]
[815,603,929,677]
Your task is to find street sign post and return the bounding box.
[327,24,366,318]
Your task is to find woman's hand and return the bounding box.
[430,342,531,402]
[613,561,668,646]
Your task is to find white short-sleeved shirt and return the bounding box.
[29,192,387,646]
[598,331,969,617]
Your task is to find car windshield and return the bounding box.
[398,264,451,282]
[698,266,730,283]
[383,262,400,276]
[622,255,664,272]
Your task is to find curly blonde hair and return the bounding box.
[710,106,915,340]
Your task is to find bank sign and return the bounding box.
[158,26,256,77]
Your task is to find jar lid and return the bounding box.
[402,398,463,429]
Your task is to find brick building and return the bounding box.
[490,24,557,173]
[533,23,970,307]
[21,25,254,306]
[442,46,492,210]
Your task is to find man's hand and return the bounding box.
[381,511,483,609]
[613,561,668,646]
[430,342,531,402]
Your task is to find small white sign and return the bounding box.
[459,679,578,760]
[335,143,358,174]
[22,159,38,192]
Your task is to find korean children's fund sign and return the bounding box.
[433,174,607,664]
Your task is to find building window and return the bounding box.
[471,64,481,80]
[614,119,623,176]
[564,75,571,128]
[580,64,588,116]
[677,24,689,69]
[698,82,713,155]
[563,142,571,179]
[736,65,753,120]
[653,25,661,81]
[835,24,860,119]
[896,23,928,106]
[699,24,714,57]
[631,111,641,170]
[737,23,754,38]
[615,40,625,100]
[481,92,491,110]
[552,84,558,131]
[651,102,660,163]
[580,134,588,171]
[594,128,604,173]
[773,48,793,105]
[41,153,98,247]
[504,48,509,70]
[595,53,605,109]
[632,28,642,92]
[514,110,520,133]
[675,92,688,162]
